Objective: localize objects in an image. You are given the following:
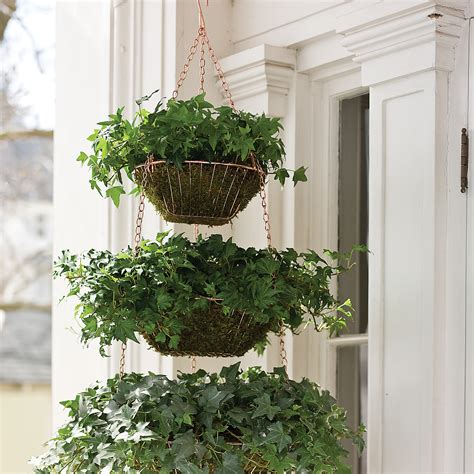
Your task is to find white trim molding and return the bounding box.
[219,44,296,117]
[338,1,466,85]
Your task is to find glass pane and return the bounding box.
[338,94,369,334]
[337,344,368,473]
[0,1,54,471]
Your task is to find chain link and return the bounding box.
[171,20,236,111]
[258,171,272,249]
[199,34,206,94]
[172,32,201,100]
[134,158,153,253]
[119,158,154,378]
[191,222,199,373]
[279,326,288,369]
[258,170,287,369]
[204,34,236,110]
[119,342,126,378]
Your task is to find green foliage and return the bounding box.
[78,92,307,206]
[54,233,359,356]
[31,364,365,473]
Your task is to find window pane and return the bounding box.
[337,344,368,474]
[338,95,369,333]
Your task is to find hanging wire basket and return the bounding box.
[135,159,262,226]
[140,303,273,357]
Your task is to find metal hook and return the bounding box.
[196,0,207,30]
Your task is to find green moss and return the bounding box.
[136,161,261,225]
[141,304,273,357]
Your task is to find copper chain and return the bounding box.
[172,33,201,100]
[134,158,153,254]
[258,170,287,369]
[171,22,236,111]
[278,327,288,368]
[133,186,147,253]
[119,159,153,379]
[191,224,199,373]
[258,171,272,249]
[199,34,206,93]
[119,342,127,378]
[203,34,236,110]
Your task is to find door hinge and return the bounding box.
[461,128,469,193]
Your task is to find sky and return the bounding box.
[1,0,55,130]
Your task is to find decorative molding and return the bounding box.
[218,44,296,117]
[337,2,466,84]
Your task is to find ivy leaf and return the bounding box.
[265,422,292,452]
[251,394,281,420]
[219,362,240,381]
[198,385,230,413]
[105,186,125,207]
[292,166,308,185]
[215,453,244,474]
[77,151,89,164]
[275,168,290,185]
[171,431,195,459]
[33,367,365,472]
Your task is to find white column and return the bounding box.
[53,1,113,427]
[338,2,467,472]
[217,45,305,375]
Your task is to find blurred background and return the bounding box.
[0,0,54,472]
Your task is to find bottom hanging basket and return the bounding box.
[135,160,262,226]
[141,304,272,357]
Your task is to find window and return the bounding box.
[0,1,54,471]
[331,94,369,473]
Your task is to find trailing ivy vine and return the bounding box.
[77,93,307,207]
[31,364,364,473]
[54,233,363,356]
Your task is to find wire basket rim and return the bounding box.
[135,159,262,173]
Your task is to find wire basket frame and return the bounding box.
[140,303,273,357]
[135,159,263,226]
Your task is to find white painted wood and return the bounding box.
[370,74,437,473]
[465,16,474,474]
[442,19,470,471]
[326,334,369,347]
[232,0,352,51]
[53,0,113,426]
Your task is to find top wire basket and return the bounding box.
[135,159,262,226]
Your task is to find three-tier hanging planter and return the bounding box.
[35,1,365,471]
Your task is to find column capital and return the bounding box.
[337,1,466,85]
[219,44,296,117]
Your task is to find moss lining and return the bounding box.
[141,304,272,357]
[136,161,261,226]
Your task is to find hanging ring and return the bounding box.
[197,0,207,30]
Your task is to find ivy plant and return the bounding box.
[77,92,307,207]
[54,232,363,356]
[31,364,365,473]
